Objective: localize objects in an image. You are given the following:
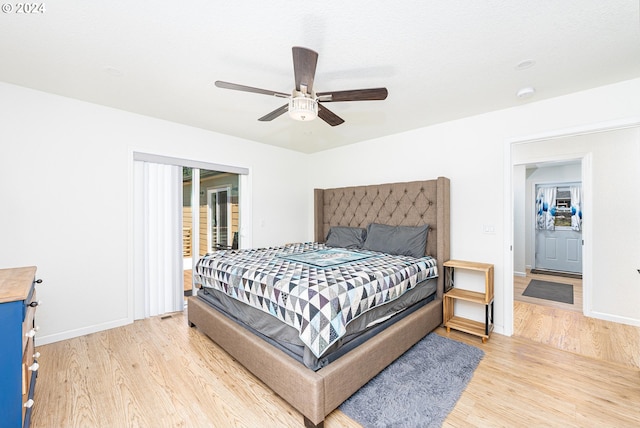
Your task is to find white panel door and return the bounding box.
[535,229,582,274]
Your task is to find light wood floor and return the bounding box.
[31,309,640,428]
[514,300,640,370]
[513,270,640,369]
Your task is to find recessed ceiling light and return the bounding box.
[516,87,536,99]
[515,59,535,70]
[103,66,124,77]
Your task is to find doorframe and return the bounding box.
[502,117,640,336]
[206,186,232,251]
[531,179,582,273]
[519,154,591,318]
[128,150,250,323]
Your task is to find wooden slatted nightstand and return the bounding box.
[442,260,494,343]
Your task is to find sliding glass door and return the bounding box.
[181,169,240,298]
[133,151,247,319]
[207,187,232,251]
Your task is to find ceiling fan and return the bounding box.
[215,46,388,126]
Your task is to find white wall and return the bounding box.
[309,77,640,334]
[0,82,309,344]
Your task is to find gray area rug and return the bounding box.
[523,279,574,304]
[339,333,484,428]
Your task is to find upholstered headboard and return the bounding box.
[314,177,450,296]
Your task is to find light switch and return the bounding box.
[483,224,495,234]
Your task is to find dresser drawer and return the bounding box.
[22,281,39,427]
[22,335,38,425]
[22,288,38,354]
[22,337,37,395]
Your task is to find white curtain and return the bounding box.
[570,185,583,231]
[536,186,557,230]
[134,161,184,318]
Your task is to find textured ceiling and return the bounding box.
[1,1,639,153]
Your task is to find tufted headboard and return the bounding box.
[314,177,450,296]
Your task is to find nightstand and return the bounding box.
[442,260,494,343]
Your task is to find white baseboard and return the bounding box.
[493,323,507,336]
[585,310,640,328]
[36,317,132,346]
[514,271,527,277]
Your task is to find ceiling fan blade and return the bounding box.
[258,104,289,122]
[215,81,289,98]
[316,87,388,102]
[317,104,345,126]
[292,47,318,94]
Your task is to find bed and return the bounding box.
[188,177,450,427]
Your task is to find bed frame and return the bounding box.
[188,177,450,427]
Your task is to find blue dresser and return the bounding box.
[0,267,40,428]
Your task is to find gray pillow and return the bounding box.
[325,226,367,249]
[363,223,429,258]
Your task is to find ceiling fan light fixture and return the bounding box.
[288,96,318,121]
[214,47,387,126]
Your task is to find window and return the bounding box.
[554,188,572,227]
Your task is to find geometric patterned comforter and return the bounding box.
[194,242,438,358]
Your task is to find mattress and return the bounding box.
[196,277,437,370]
[195,242,438,357]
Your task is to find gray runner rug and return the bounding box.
[339,333,484,428]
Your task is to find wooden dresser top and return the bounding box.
[0,266,37,303]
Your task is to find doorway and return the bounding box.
[506,120,640,338]
[207,186,232,251]
[514,161,584,313]
[532,181,583,276]
[132,152,249,321]
[182,169,240,298]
